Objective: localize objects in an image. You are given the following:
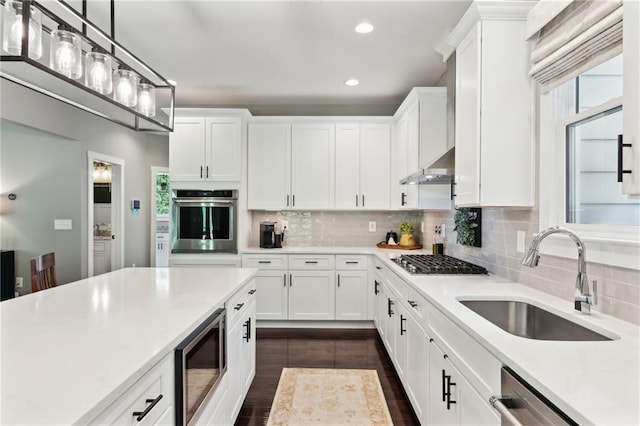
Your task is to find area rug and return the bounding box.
[266,368,393,425]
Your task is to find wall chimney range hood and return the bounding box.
[400,147,455,185]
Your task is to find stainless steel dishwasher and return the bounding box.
[490,367,577,426]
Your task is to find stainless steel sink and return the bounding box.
[459,300,613,341]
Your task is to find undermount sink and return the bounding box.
[459,299,614,341]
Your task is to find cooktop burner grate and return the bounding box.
[393,254,488,275]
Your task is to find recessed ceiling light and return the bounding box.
[355,22,374,34]
[167,79,177,86]
[344,79,360,87]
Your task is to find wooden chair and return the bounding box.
[30,252,58,293]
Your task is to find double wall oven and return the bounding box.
[171,190,238,253]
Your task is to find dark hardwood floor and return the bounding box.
[235,328,420,425]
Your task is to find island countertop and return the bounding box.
[0,267,257,425]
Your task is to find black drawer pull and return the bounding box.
[337,274,341,287]
[248,289,256,295]
[304,260,318,264]
[375,266,381,270]
[132,394,163,421]
[258,260,272,264]
[429,338,434,343]
[234,302,244,311]
[374,280,380,295]
[284,273,287,287]
[408,300,418,308]
[244,317,251,342]
[400,315,406,335]
[345,261,359,264]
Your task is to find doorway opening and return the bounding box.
[150,167,170,267]
[87,151,125,277]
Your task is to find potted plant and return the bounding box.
[453,208,482,247]
[398,221,415,246]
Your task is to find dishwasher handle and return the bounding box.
[489,396,524,426]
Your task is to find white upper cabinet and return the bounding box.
[247,123,291,210]
[623,0,640,195]
[391,88,448,210]
[170,115,242,182]
[291,124,335,210]
[447,3,534,207]
[336,123,391,210]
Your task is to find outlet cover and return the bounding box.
[441,224,446,238]
[15,277,23,288]
[517,231,526,253]
[369,221,377,232]
[421,222,425,233]
[281,220,289,229]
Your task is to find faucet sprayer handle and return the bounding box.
[592,280,598,305]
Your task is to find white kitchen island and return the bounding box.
[0,267,257,425]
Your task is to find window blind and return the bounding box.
[527,0,623,92]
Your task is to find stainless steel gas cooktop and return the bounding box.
[393,254,488,275]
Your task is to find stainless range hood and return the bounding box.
[400,147,455,185]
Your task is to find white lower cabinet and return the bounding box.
[254,269,288,320]
[227,284,257,424]
[289,270,336,320]
[405,314,429,424]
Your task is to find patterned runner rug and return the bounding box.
[266,368,393,425]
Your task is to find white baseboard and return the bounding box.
[256,320,375,329]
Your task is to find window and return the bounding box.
[539,53,640,270]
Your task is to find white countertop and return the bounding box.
[245,246,640,424]
[0,267,257,425]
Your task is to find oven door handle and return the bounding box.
[172,198,235,205]
[489,396,524,426]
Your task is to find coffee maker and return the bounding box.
[260,221,283,248]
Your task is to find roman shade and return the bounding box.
[527,0,623,91]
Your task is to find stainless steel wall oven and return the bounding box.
[175,308,227,425]
[171,189,238,253]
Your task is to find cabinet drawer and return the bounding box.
[428,306,501,399]
[386,269,408,301]
[242,254,288,270]
[405,286,429,330]
[289,254,335,270]
[91,353,173,425]
[227,279,257,327]
[335,255,368,270]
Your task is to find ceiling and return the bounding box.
[89,1,472,116]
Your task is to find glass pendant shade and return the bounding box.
[50,28,82,79]
[137,82,156,117]
[113,68,138,107]
[2,0,42,59]
[85,51,113,94]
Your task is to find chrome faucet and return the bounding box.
[521,227,597,314]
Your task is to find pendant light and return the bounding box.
[113,65,138,107]
[85,47,113,95]
[2,0,42,59]
[137,80,156,117]
[50,25,82,79]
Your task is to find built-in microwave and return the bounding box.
[175,308,227,425]
[171,189,238,253]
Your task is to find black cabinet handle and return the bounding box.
[287,194,290,207]
[206,166,209,179]
[258,260,272,264]
[234,302,244,311]
[450,180,457,200]
[346,261,359,264]
[442,369,447,402]
[283,273,287,287]
[356,194,359,207]
[292,194,295,207]
[374,280,379,295]
[400,315,406,335]
[248,289,256,295]
[387,298,394,317]
[337,274,341,287]
[401,192,406,206]
[408,300,418,308]
[243,318,251,342]
[375,266,381,270]
[132,394,163,421]
[305,261,318,264]
[429,338,434,343]
[289,273,292,286]
[618,134,632,182]
[200,166,203,179]
[362,194,365,207]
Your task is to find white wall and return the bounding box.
[0,79,169,292]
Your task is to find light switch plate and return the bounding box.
[369,221,376,232]
[15,277,23,288]
[517,231,526,253]
[54,219,72,230]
